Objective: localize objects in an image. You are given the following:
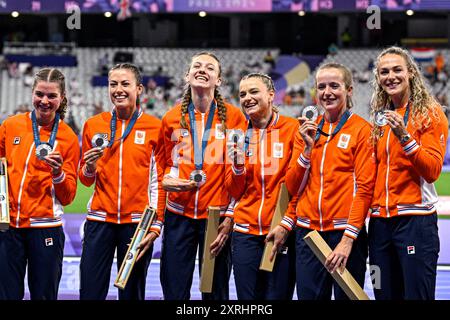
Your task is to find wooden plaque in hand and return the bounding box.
[114,206,156,290]
[199,206,221,293]
[303,230,369,300]
[259,183,289,272]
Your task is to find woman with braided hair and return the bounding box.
[0,68,80,299]
[158,52,246,300]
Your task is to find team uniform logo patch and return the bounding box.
[45,238,54,247]
[337,134,351,149]
[134,130,146,144]
[273,142,284,158]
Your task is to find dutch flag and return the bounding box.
[410,47,436,63]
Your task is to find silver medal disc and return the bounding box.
[228,130,244,146]
[91,133,109,149]
[35,144,52,160]
[375,111,388,126]
[302,105,319,122]
[189,170,207,187]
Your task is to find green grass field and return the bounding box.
[64,182,94,213]
[64,172,450,213]
[435,171,450,219]
[435,171,450,196]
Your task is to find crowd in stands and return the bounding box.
[352,59,374,84]
[280,86,308,118]
[423,52,448,98]
[1,48,449,135]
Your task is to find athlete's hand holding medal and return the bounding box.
[227,133,245,171]
[83,146,104,174]
[81,133,107,174]
[298,105,319,157]
[376,109,408,138]
[31,110,65,176]
[43,151,64,176]
[162,175,197,192]
[375,103,410,141]
[83,109,140,175]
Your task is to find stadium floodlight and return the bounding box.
[104,11,112,18]
[298,10,305,16]
[406,9,414,16]
[11,11,19,18]
[199,11,207,18]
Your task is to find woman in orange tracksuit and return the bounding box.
[276,62,376,300]
[225,73,297,300]
[0,68,80,300]
[159,52,246,300]
[369,46,448,300]
[78,63,165,300]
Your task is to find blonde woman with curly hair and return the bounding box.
[158,52,246,300]
[369,46,448,300]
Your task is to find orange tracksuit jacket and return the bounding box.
[160,102,246,219]
[78,109,165,235]
[284,112,376,239]
[0,112,80,228]
[370,104,448,218]
[224,113,299,236]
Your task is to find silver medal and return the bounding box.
[91,133,109,149]
[35,143,52,160]
[375,111,388,126]
[228,130,244,146]
[302,105,319,122]
[189,170,207,187]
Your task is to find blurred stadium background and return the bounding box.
[1,0,450,300]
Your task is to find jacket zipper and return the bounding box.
[318,123,333,231]
[385,129,391,217]
[117,120,125,223]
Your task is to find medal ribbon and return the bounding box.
[314,109,351,142]
[107,109,139,148]
[401,102,410,127]
[243,112,275,155]
[244,120,253,155]
[188,101,216,170]
[31,110,60,149]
